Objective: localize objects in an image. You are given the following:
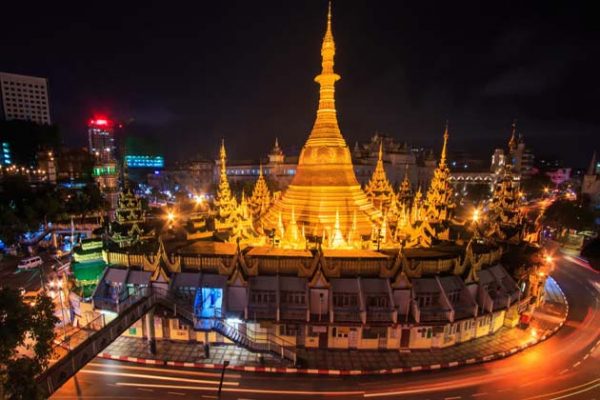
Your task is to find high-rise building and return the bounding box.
[88,117,116,163]
[88,117,119,215]
[0,72,51,124]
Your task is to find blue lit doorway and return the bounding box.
[194,287,223,318]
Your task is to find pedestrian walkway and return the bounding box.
[100,277,567,374]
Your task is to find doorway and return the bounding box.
[400,328,410,348]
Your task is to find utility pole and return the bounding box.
[217,360,230,399]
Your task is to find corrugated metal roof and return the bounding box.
[127,270,151,285]
[105,268,128,284]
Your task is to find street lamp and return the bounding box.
[49,278,69,342]
[217,360,230,399]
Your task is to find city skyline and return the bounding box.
[0,1,598,165]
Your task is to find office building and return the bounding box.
[0,72,51,124]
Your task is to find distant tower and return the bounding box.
[88,117,118,216]
[88,117,116,163]
[268,138,285,164]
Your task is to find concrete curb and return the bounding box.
[97,278,569,376]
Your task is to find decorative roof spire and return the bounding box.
[307,1,344,145]
[440,121,449,167]
[220,138,227,163]
[508,119,517,151]
[588,151,598,176]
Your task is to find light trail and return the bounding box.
[115,382,366,397]
[521,378,600,400]
[78,369,239,386]
[86,362,242,379]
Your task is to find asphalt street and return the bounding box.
[50,254,600,400]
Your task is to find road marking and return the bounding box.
[444,397,461,400]
[572,361,581,368]
[115,382,365,397]
[79,369,239,386]
[471,393,488,397]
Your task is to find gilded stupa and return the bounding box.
[262,3,380,236]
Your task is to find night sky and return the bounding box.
[1,0,598,166]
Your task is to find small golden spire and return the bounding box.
[440,121,449,167]
[378,140,383,162]
[259,162,263,177]
[220,138,226,162]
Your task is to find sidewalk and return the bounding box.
[99,277,568,375]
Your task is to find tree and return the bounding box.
[542,200,596,233]
[0,288,59,399]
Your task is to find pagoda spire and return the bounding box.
[588,151,598,175]
[215,139,238,224]
[364,139,395,211]
[508,119,517,152]
[307,1,344,146]
[440,121,449,167]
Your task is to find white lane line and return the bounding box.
[79,369,239,386]
[572,361,581,368]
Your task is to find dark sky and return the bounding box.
[1,0,598,167]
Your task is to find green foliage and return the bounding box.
[4,358,45,400]
[542,200,595,232]
[0,288,59,399]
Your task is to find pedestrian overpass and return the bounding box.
[36,285,296,397]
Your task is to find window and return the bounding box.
[250,290,276,305]
[447,290,460,304]
[333,293,358,308]
[279,324,299,336]
[366,295,389,308]
[418,327,432,338]
[362,326,387,339]
[416,293,436,308]
[281,291,305,305]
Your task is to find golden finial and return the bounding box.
[259,162,263,177]
[220,138,227,161]
[378,140,383,162]
[440,121,449,167]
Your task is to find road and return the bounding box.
[51,255,600,400]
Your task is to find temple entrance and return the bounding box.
[195,287,223,318]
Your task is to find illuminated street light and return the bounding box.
[194,194,205,205]
[544,255,553,264]
[472,208,480,223]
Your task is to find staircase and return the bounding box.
[153,288,297,364]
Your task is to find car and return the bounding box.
[17,256,43,270]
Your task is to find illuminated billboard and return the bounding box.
[125,155,164,168]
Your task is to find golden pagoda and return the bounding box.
[364,142,396,212]
[248,164,272,220]
[423,124,455,224]
[262,3,380,238]
[214,140,238,230]
[397,165,413,206]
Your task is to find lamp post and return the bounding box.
[217,360,230,399]
[49,277,69,342]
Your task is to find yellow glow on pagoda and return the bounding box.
[262,2,380,241]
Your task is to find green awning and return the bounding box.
[72,261,106,283]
